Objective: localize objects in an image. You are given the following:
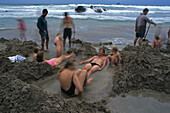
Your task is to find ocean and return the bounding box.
[0,4,170,52]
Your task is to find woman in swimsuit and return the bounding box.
[59,59,93,97]
[36,51,74,66]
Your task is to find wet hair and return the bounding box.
[36,51,44,62]
[64,12,68,17]
[155,35,159,40]
[143,8,149,12]
[99,48,105,54]
[34,47,40,53]
[112,46,118,51]
[42,9,48,14]
[59,58,76,74]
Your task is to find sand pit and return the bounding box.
[0,38,170,112]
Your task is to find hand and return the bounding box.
[43,30,46,33]
[154,23,157,27]
[79,62,82,65]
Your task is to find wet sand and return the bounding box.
[0,37,170,113]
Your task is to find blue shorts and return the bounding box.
[39,31,49,40]
[136,33,145,38]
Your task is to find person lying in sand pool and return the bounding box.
[151,35,162,48]
[79,48,107,76]
[33,47,40,61]
[108,46,122,66]
[59,59,93,97]
[54,33,64,57]
[36,51,74,66]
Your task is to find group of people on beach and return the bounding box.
[33,44,122,96]
[32,8,169,97]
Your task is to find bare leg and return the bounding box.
[46,38,49,50]
[74,70,93,95]
[69,38,71,48]
[87,65,100,76]
[134,37,138,46]
[63,39,66,49]
[139,37,143,46]
[56,48,59,58]
[59,49,62,57]
[82,63,92,71]
[41,39,45,51]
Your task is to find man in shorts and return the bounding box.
[134,8,157,46]
[37,9,49,51]
[60,12,75,49]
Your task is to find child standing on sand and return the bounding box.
[54,33,64,57]
[108,46,122,66]
[151,35,161,48]
[33,47,40,61]
[17,18,27,42]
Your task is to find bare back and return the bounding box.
[59,69,73,91]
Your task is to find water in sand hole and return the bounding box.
[34,57,113,102]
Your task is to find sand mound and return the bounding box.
[110,44,170,96]
[0,38,109,113]
[0,37,38,57]
[0,73,109,113]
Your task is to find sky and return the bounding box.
[0,0,170,6]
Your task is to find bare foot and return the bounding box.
[86,78,93,85]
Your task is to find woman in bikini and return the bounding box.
[59,59,93,97]
[36,51,74,66]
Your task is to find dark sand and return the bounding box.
[0,38,170,113]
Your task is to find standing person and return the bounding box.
[134,8,157,46]
[37,9,49,51]
[17,18,27,42]
[54,33,64,57]
[60,12,76,49]
[168,29,170,44]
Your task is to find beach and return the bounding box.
[0,4,170,113]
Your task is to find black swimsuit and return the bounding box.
[61,74,76,97]
[90,62,101,67]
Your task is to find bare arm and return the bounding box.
[98,58,107,70]
[151,21,157,27]
[60,19,64,33]
[79,56,96,65]
[135,21,137,32]
[71,19,75,33]
[118,53,122,65]
[151,40,155,48]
